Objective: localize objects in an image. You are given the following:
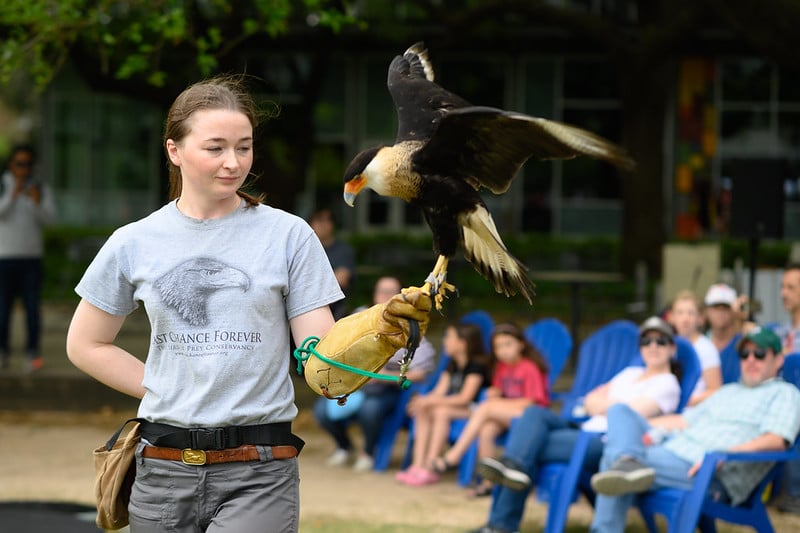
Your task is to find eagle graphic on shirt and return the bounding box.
[155,257,250,327]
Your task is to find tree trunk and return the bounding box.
[618,58,674,278]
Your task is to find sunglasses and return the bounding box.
[639,336,672,347]
[738,348,769,360]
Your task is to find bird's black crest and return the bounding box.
[343,146,382,183]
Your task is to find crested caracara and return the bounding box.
[343,42,635,310]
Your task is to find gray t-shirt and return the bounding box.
[75,200,343,427]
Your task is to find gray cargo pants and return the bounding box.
[129,443,299,532]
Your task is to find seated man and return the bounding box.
[589,326,800,533]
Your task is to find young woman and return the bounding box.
[396,322,489,486]
[65,75,428,532]
[668,290,722,406]
[468,316,682,533]
[434,322,550,496]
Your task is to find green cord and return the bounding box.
[293,336,411,390]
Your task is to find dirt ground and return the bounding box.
[0,408,589,532]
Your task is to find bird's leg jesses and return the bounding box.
[420,255,457,311]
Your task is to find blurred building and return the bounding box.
[24,6,800,242]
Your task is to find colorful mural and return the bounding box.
[675,59,717,238]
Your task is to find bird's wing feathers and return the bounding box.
[416,106,634,194]
[388,43,471,143]
[527,116,635,170]
[459,205,534,303]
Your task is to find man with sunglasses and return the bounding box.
[588,326,800,533]
[0,144,56,371]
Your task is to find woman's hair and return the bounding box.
[163,75,265,206]
[669,357,683,383]
[489,321,549,374]
[671,289,701,312]
[451,322,487,364]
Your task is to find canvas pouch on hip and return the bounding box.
[93,418,141,530]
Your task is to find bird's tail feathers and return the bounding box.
[460,206,535,304]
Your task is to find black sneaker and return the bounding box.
[590,456,655,495]
[466,526,518,533]
[476,457,531,491]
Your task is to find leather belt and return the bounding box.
[142,444,297,465]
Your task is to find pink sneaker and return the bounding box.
[395,469,414,483]
[396,465,424,483]
[404,468,440,486]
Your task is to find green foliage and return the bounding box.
[719,239,792,269]
[0,0,360,90]
[43,226,115,301]
[668,238,792,270]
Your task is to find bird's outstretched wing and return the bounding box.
[415,106,635,194]
[387,43,470,143]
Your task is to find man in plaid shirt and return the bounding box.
[588,326,800,532]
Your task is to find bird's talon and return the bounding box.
[434,294,445,312]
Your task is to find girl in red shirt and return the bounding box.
[433,322,549,496]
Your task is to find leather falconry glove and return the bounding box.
[303,287,432,399]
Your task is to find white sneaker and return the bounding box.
[326,449,350,467]
[353,454,374,472]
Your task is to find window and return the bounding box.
[315,58,347,138]
[717,59,800,238]
[558,58,624,235]
[48,93,161,225]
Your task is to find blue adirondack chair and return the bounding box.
[372,382,422,471]
[673,337,703,413]
[770,350,800,502]
[524,318,573,390]
[719,334,743,384]
[554,320,642,422]
[635,352,800,533]
[460,310,495,353]
[538,332,702,533]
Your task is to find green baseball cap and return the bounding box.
[736,326,782,354]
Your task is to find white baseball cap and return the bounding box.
[704,283,737,307]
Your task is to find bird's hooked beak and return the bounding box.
[343,174,366,206]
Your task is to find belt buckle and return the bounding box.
[181,448,207,465]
